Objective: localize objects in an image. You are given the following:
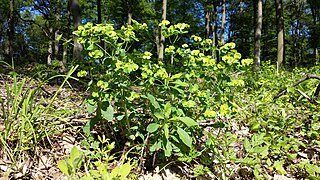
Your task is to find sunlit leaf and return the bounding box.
[147,123,160,133]
[177,127,192,147]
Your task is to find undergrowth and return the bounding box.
[0,20,319,179]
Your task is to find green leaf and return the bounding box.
[171,73,182,79]
[56,34,63,41]
[177,127,192,147]
[147,94,160,109]
[70,146,81,162]
[101,101,114,121]
[164,102,171,119]
[154,112,164,119]
[86,98,96,113]
[172,86,185,94]
[58,160,70,176]
[147,123,160,133]
[118,162,132,178]
[163,124,169,139]
[274,160,286,174]
[172,79,188,87]
[164,140,172,157]
[250,122,261,131]
[150,140,161,152]
[87,43,95,50]
[174,117,198,127]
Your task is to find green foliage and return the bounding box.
[73,20,252,175]
[0,61,78,168]
[58,141,134,180]
[58,146,84,179]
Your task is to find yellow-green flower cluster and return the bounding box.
[201,56,216,67]
[77,70,87,77]
[220,104,229,116]
[141,64,153,79]
[159,20,170,26]
[115,59,139,73]
[204,110,217,118]
[97,80,109,90]
[222,55,237,65]
[174,23,190,31]
[241,58,253,66]
[121,25,136,40]
[229,79,245,87]
[182,100,196,108]
[200,39,213,46]
[191,35,202,42]
[132,20,148,31]
[128,91,140,101]
[142,51,152,60]
[154,67,168,79]
[165,46,176,54]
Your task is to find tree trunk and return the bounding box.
[211,4,218,60]
[97,0,102,23]
[158,0,167,61]
[220,0,226,45]
[309,0,319,65]
[69,0,83,61]
[5,0,14,63]
[240,0,243,15]
[204,6,211,38]
[53,0,60,62]
[254,0,262,70]
[62,11,71,71]
[275,0,285,71]
[48,28,53,65]
[127,0,133,25]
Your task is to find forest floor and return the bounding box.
[0,71,318,179]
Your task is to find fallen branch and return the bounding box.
[274,73,320,101]
[296,89,318,105]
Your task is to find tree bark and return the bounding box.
[220,0,226,45]
[127,0,133,25]
[97,0,102,23]
[53,0,60,62]
[69,0,83,61]
[240,0,243,15]
[308,0,319,65]
[275,0,285,71]
[254,0,262,70]
[205,7,210,38]
[5,0,15,63]
[158,0,167,61]
[211,4,218,60]
[48,28,53,65]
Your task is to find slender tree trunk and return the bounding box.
[309,0,319,65]
[212,4,218,61]
[158,0,167,61]
[62,11,71,71]
[5,0,14,63]
[205,8,210,38]
[240,0,243,15]
[275,0,285,71]
[220,0,226,45]
[254,0,262,70]
[127,0,133,25]
[53,0,60,62]
[48,28,53,64]
[97,0,102,23]
[69,0,82,61]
